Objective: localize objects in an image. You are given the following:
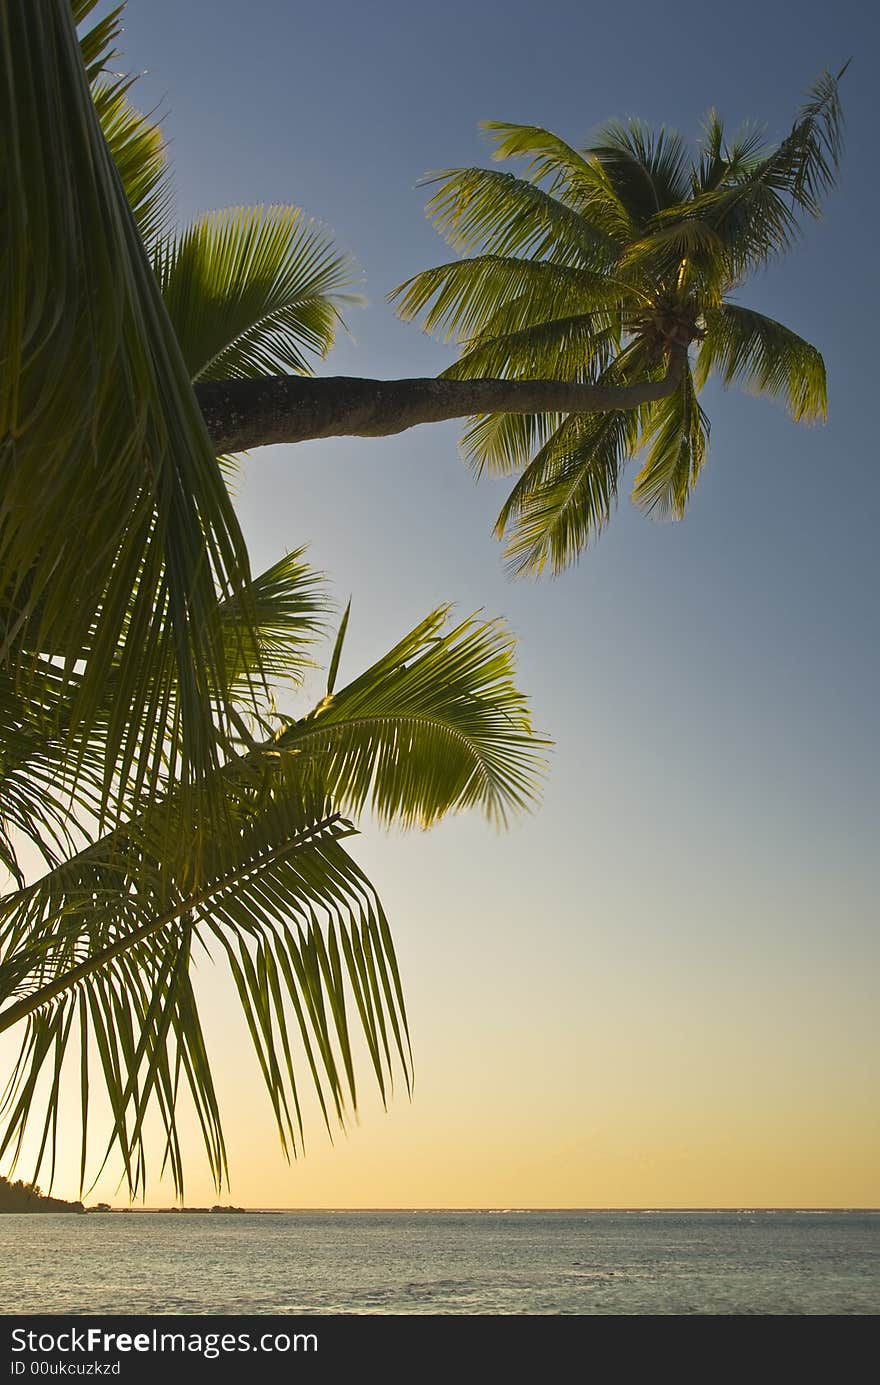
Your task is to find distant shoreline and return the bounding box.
[37,1205,880,1215]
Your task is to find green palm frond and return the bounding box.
[278,607,548,828]
[695,304,827,422]
[154,206,358,383]
[631,366,711,518]
[391,254,619,343]
[445,317,619,386]
[691,69,846,275]
[0,660,112,873]
[0,806,407,1195]
[74,0,123,82]
[587,119,691,222]
[458,410,567,480]
[479,121,629,239]
[0,601,546,1192]
[420,167,612,267]
[92,80,171,248]
[693,113,770,195]
[217,550,329,692]
[482,120,603,188]
[0,554,326,879]
[496,408,642,577]
[1,0,257,814]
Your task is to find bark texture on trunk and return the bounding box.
[196,350,686,454]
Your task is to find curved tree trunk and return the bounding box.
[196,349,686,454]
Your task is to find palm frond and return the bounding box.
[444,316,619,386]
[92,80,171,248]
[587,119,691,223]
[280,606,548,828]
[458,409,567,480]
[497,407,642,576]
[153,206,358,383]
[0,805,409,1196]
[391,254,619,344]
[693,112,770,194]
[419,167,612,267]
[479,121,629,240]
[74,0,123,83]
[218,549,329,693]
[691,68,847,274]
[631,365,710,517]
[0,601,546,1191]
[1,0,256,816]
[695,303,826,422]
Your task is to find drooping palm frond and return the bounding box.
[91,80,171,248]
[496,409,640,576]
[695,304,826,423]
[0,603,547,1193]
[458,409,568,481]
[0,807,404,1196]
[491,343,659,574]
[631,366,711,518]
[0,554,328,884]
[1,0,257,815]
[0,659,112,875]
[154,206,359,383]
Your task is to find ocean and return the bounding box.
[2,1211,877,1315]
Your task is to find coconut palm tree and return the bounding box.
[0,0,546,1195]
[391,74,846,574]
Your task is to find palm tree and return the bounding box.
[0,0,546,1196]
[391,74,845,573]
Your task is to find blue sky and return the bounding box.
[72,0,880,1204]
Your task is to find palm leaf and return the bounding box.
[153,206,358,383]
[495,342,662,573]
[74,0,123,83]
[1,0,256,818]
[277,606,549,828]
[631,365,710,517]
[587,119,691,223]
[690,68,847,275]
[391,254,618,344]
[497,407,642,576]
[695,304,826,422]
[420,166,612,267]
[92,80,171,248]
[0,604,546,1191]
[0,809,407,1195]
[480,121,628,241]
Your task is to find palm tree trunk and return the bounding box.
[196,348,686,454]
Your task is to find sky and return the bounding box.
[12,0,880,1207]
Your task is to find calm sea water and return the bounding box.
[1,1211,878,1315]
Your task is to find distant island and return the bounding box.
[0,1179,255,1214]
[90,1205,249,1214]
[165,1205,248,1214]
[0,1176,84,1214]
